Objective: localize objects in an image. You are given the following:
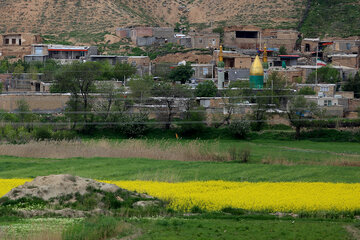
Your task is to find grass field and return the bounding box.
[1,139,360,239]
[0,154,360,183]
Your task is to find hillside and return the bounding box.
[0,0,359,44]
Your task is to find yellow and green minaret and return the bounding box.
[249,55,264,89]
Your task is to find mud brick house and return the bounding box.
[188,32,220,49]
[223,26,299,53]
[0,33,42,60]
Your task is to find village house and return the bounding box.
[0,33,42,60]
[223,26,299,53]
[24,44,98,64]
[188,31,220,49]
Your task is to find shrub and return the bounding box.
[52,130,77,141]
[120,113,149,138]
[195,80,217,97]
[33,127,53,140]
[179,106,206,137]
[229,146,251,163]
[228,119,250,139]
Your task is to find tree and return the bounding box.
[152,82,193,129]
[16,99,34,125]
[279,46,287,55]
[95,82,125,122]
[307,66,341,84]
[51,61,103,125]
[128,75,154,101]
[249,91,272,131]
[343,71,360,98]
[287,96,320,139]
[13,64,24,79]
[113,62,136,82]
[298,87,316,95]
[42,60,61,82]
[195,80,217,97]
[212,27,224,43]
[168,63,194,84]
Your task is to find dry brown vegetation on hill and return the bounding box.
[0,0,307,43]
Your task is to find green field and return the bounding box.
[1,155,360,183]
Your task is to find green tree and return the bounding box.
[195,80,217,97]
[51,61,103,125]
[113,62,136,82]
[13,64,24,79]
[279,46,287,55]
[168,63,194,84]
[0,59,9,73]
[298,87,316,95]
[307,66,341,84]
[43,60,61,82]
[343,72,360,98]
[16,99,34,125]
[128,75,154,101]
[287,96,320,139]
[212,27,224,44]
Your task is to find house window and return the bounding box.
[12,39,16,45]
[324,100,332,106]
[305,44,310,52]
[5,39,9,45]
[203,68,208,76]
[236,31,258,38]
[320,86,329,92]
[19,39,21,46]
[346,43,351,50]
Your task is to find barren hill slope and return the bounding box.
[0,0,359,44]
[0,0,146,35]
[0,0,306,38]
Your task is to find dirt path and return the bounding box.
[345,225,360,240]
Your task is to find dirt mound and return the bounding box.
[1,175,161,218]
[4,174,120,201]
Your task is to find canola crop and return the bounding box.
[1,179,360,213]
[0,179,31,198]
[106,181,360,212]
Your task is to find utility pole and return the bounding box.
[315,45,318,84]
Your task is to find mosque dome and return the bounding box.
[250,55,264,76]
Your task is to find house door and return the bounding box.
[35,83,40,92]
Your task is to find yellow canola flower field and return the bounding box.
[106,181,360,212]
[1,179,360,213]
[0,179,31,198]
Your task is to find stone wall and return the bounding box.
[0,93,70,112]
[331,55,358,68]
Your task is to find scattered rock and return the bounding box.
[132,200,161,208]
[270,212,299,218]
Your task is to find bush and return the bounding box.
[52,130,77,140]
[120,113,149,138]
[195,80,217,97]
[228,119,250,139]
[229,146,251,163]
[179,106,206,137]
[33,127,53,140]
